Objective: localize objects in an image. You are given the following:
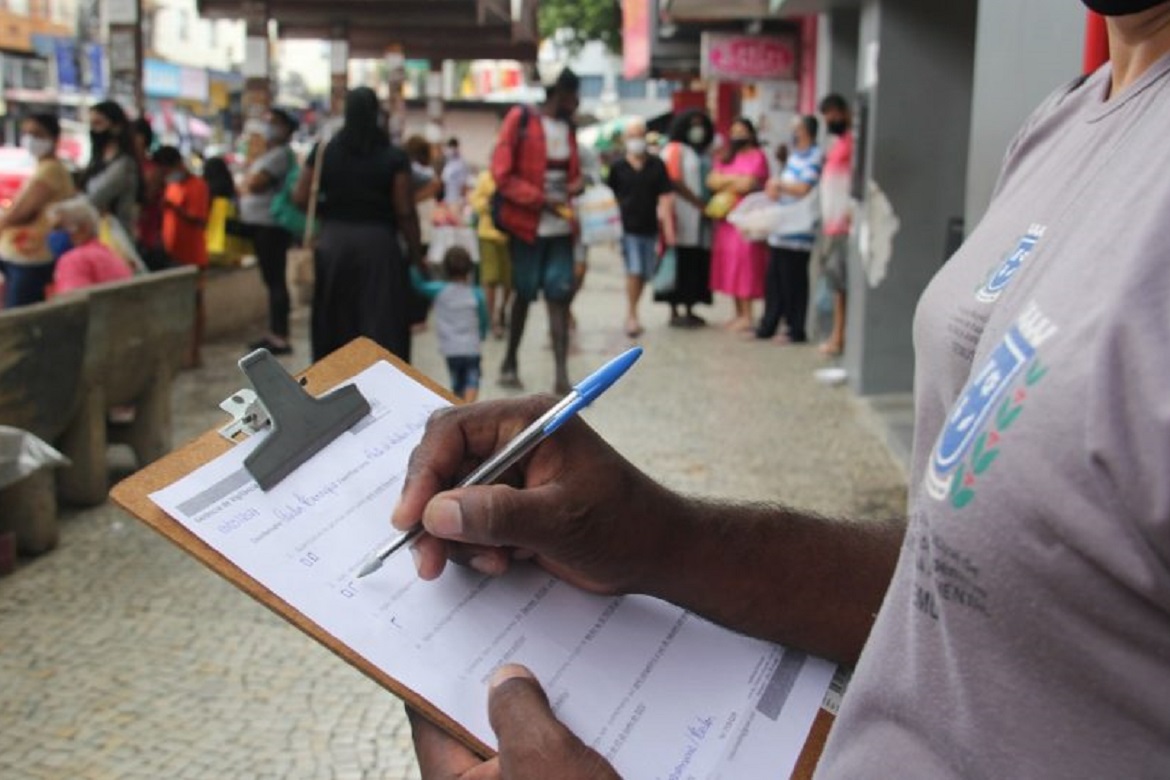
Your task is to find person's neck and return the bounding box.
[1107,5,1170,96]
[627,152,646,166]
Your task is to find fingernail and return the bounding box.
[470,554,499,576]
[489,664,534,690]
[409,542,423,575]
[426,498,463,538]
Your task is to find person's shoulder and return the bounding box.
[34,157,67,182]
[264,145,291,166]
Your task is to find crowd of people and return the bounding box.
[0,78,856,398]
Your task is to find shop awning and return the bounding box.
[664,0,858,20]
[197,0,540,60]
[662,0,773,21]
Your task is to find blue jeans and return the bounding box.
[446,355,482,397]
[621,234,659,280]
[0,258,56,308]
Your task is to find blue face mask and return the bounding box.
[47,229,73,260]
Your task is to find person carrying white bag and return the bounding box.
[748,115,823,344]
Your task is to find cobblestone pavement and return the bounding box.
[0,248,907,779]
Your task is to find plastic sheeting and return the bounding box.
[0,426,69,491]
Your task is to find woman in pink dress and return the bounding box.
[707,118,769,332]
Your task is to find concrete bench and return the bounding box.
[0,296,89,554]
[57,266,197,506]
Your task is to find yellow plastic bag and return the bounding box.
[704,190,740,220]
[206,197,231,255]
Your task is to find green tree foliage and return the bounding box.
[539,0,622,54]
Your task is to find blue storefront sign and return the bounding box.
[144,59,182,99]
[54,39,80,92]
[87,44,105,95]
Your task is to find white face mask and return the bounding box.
[626,138,647,157]
[21,134,53,158]
[687,126,706,146]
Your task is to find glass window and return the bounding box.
[578,75,603,99]
[617,78,647,99]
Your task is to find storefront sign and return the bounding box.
[622,0,652,80]
[0,12,33,52]
[86,43,105,95]
[179,66,208,102]
[54,39,80,92]
[701,33,797,82]
[144,59,182,98]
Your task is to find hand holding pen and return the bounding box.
[361,347,653,584]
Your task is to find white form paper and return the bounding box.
[151,361,835,779]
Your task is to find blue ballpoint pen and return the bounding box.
[355,346,643,578]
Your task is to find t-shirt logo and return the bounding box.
[926,302,1057,506]
[976,224,1046,303]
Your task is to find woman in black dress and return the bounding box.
[295,87,423,361]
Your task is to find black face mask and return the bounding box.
[90,129,112,149]
[729,138,750,152]
[827,120,849,136]
[1081,0,1165,14]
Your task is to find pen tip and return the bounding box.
[356,559,381,579]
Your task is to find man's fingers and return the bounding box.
[394,399,557,533]
[487,665,558,749]
[488,666,614,778]
[393,409,467,531]
[406,707,486,780]
[422,483,563,551]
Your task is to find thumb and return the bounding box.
[488,665,604,777]
[422,483,560,550]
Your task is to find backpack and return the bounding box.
[490,105,531,238]
[269,147,308,237]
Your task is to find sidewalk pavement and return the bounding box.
[0,246,907,779]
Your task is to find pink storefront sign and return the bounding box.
[701,33,798,82]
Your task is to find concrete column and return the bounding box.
[106,0,144,112]
[330,25,350,118]
[385,47,407,145]
[425,61,445,145]
[815,7,860,106]
[242,5,271,125]
[842,0,978,396]
[964,0,1083,228]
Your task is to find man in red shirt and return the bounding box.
[491,68,583,394]
[153,145,210,366]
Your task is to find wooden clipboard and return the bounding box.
[110,336,837,777]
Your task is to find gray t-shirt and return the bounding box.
[240,145,292,226]
[434,283,484,359]
[85,153,139,237]
[818,56,1170,777]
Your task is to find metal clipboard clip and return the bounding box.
[217,349,371,491]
